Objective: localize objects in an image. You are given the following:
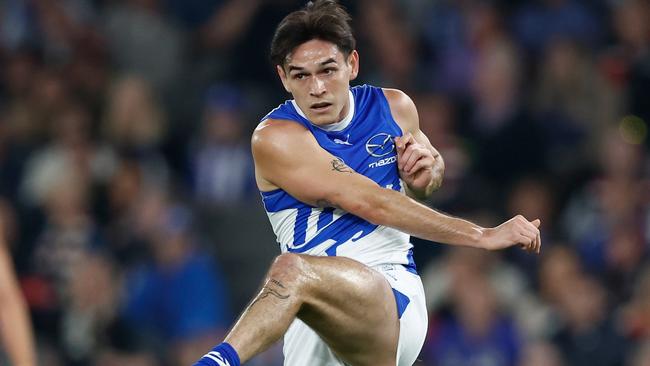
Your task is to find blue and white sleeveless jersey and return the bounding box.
[260,84,415,269]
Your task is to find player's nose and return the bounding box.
[309,76,326,96]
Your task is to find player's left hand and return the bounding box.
[395,133,438,192]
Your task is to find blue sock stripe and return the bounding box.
[194,342,240,366]
[219,343,240,366]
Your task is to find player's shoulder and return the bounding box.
[251,119,312,158]
[253,118,308,142]
[381,88,419,130]
[381,88,417,115]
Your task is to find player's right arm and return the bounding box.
[252,120,541,253]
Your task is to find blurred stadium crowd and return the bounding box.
[0,0,649,365]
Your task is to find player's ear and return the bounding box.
[277,65,291,93]
[348,50,359,81]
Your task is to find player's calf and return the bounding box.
[199,253,315,365]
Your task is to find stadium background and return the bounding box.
[0,0,649,365]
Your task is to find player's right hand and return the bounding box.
[481,215,541,254]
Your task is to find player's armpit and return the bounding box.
[251,119,385,216]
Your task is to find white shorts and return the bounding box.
[282,263,428,366]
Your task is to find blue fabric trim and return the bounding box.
[292,207,311,245]
[392,288,411,319]
[404,248,418,275]
[286,213,377,254]
[316,208,334,230]
[261,189,305,212]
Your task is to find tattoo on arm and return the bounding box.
[314,158,349,209]
[331,158,353,173]
[250,278,290,308]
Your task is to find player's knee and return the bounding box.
[268,253,310,289]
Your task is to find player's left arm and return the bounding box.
[383,88,445,200]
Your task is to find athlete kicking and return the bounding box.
[194,1,541,365]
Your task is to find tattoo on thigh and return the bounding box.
[331,158,353,173]
[269,279,286,288]
[250,278,290,308]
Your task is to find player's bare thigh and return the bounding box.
[288,254,400,366]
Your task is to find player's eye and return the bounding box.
[293,73,307,80]
[323,68,336,75]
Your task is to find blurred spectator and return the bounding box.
[2,49,39,102]
[0,105,26,200]
[163,0,224,31]
[507,178,556,232]
[102,75,172,189]
[533,38,619,174]
[196,0,262,51]
[358,0,419,91]
[104,158,150,267]
[422,247,550,350]
[5,66,70,147]
[518,340,565,366]
[20,170,102,363]
[29,171,102,292]
[424,257,522,366]
[224,0,304,89]
[190,85,256,207]
[30,0,98,65]
[505,177,557,271]
[103,76,167,153]
[122,202,231,365]
[631,341,650,366]
[513,0,602,54]
[0,0,35,51]
[537,245,582,309]
[422,1,508,97]
[461,39,545,200]
[551,273,628,365]
[561,130,648,299]
[622,265,650,341]
[20,102,116,207]
[59,251,156,366]
[614,0,650,150]
[103,0,183,93]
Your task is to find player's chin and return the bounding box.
[309,113,337,126]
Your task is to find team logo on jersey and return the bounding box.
[365,133,395,157]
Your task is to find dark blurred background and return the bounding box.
[0,0,649,365]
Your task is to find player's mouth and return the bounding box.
[310,102,332,112]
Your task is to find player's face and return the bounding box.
[277,39,359,126]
